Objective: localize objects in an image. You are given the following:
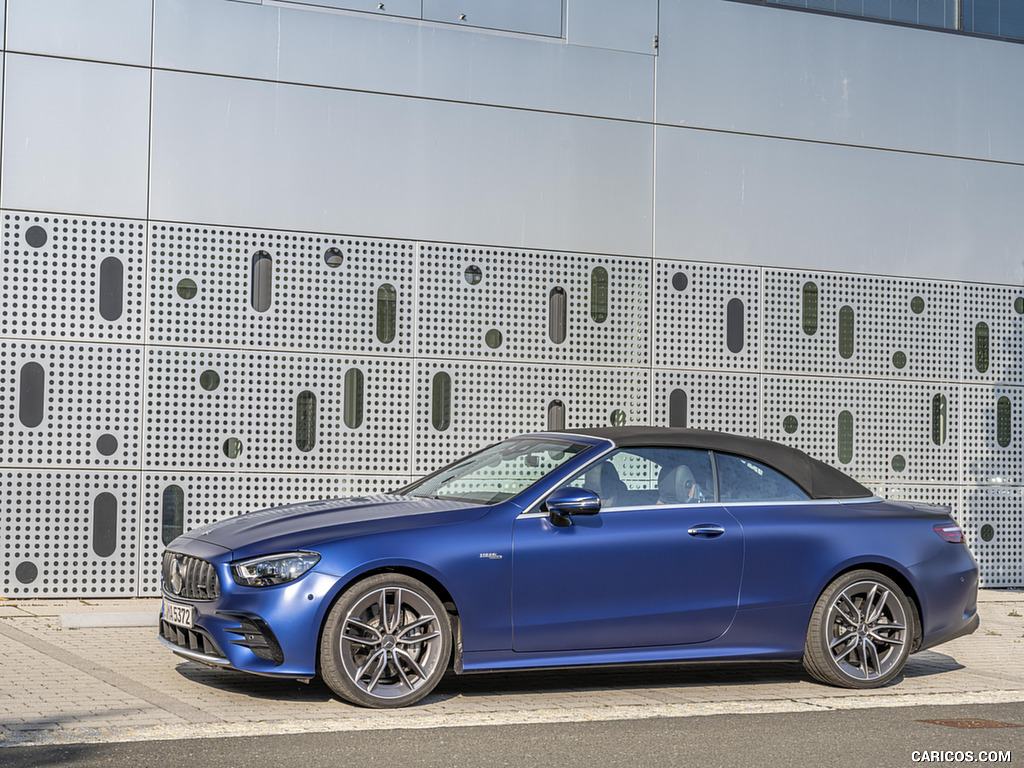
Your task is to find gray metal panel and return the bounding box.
[278,0,422,18]
[652,260,760,371]
[154,0,653,122]
[6,0,152,66]
[566,0,657,54]
[654,125,1024,285]
[1,212,147,343]
[2,472,141,597]
[423,0,562,36]
[150,70,653,256]
[1,341,144,469]
[657,0,1024,164]
[1,55,150,219]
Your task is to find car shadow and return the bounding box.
[172,649,964,706]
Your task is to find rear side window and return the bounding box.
[715,454,809,503]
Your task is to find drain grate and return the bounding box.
[919,719,1022,729]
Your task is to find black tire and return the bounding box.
[803,569,915,689]
[320,573,452,708]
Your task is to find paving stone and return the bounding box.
[0,592,1022,747]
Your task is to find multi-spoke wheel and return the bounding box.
[320,574,452,708]
[803,569,915,689]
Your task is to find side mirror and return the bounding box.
[545,487,601,527]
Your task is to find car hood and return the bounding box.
[175,495,488,557]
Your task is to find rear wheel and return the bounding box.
[803,569,914,688]
[320,573,452,708]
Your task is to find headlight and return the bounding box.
[231,552,321,587]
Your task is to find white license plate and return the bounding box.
[163,599,194,629]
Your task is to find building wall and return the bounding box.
[1,0,1021,595]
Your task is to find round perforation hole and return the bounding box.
[176,278,198,300]
[223,438,243,459]
[96,435,118,456]
[25,226,47,248]
[199,370,221,391]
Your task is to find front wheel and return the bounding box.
[803,569,915,688]
[320,573,452,708]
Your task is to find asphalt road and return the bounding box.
[4,701,1023,768]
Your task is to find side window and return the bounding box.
[562,448,714,508]
[715,454,809,502]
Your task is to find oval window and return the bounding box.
[548,287,567,344]
[997,396,1012,448]
[547,400,565,431]
[838,306,855,359]
[162,485,185,546]
[92,493,118,558]
[485,329,503,349]
[376,284,397,344]
[98,257,124,321]
[932,393,948,446]
[251,251,273,312]
[975,322,990,373]
[431,372,452,431]
[837,410,854,464]
[726,298,745,354]
[669,389,687,428]
[19,362,45,428]
[801,282,818,336]
[296,390,317,451]
[590,267,608,324]
[344,369,364,430]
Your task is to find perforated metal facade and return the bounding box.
[1,0,1022,594]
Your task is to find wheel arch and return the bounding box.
[820,561,924,652]
[313,564,463,677]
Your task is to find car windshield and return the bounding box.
[396,437,591,505]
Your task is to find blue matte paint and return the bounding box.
[160,433,979,683]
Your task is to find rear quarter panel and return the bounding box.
[729,499,961,649]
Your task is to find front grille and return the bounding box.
[160,619,226,660]
[163,551,221,600]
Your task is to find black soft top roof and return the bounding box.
[559,427,872,500]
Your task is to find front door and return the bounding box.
[511,447,743,653]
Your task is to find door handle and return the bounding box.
[687,523,726,538]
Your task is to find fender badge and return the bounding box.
[479,553,503,560]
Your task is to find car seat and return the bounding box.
[658,465,704,504]
[584,462,627,507]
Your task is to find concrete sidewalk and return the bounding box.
[1,590,1023,747]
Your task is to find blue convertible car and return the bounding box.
[159,428,979,707]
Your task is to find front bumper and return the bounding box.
[160,565,343,678]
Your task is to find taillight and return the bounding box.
[934,522,964,543]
